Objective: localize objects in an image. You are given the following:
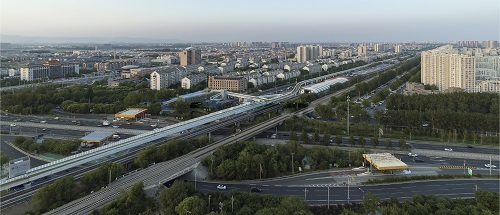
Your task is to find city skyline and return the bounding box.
[1,0,498,43]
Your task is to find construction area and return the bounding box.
[363,153,409,174]
[115,108,148,120]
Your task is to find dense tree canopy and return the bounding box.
[201,141,367,180]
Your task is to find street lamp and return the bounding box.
[347,95,350,135]
[359,187,365,200]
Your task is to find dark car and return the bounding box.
[250,187,261,193]
[466,145,474,148]
[414,158,424,163]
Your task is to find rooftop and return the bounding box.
[81,131,114,143]
[362,153,408,170]
[115,108,148,118]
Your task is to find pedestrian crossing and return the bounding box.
[438,165,477,169]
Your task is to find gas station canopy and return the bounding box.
[363,153,408,170]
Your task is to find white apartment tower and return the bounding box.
[421,46,476,92]
[394,45,402,53]
[357,45,367,57]
[296,45,322,63]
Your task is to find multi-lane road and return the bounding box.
[195,179,500,205]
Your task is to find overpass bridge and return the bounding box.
[47,109,292,215]
[0,60,387,192]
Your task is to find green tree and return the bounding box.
[174,98,190,116]
[0,151,9,166]
[124,92,141,106]
[475,190,499,213]
[359,136,366,147]
[290,130,298,141]
[371,137,379,148]
[363,192,381,215]
[279,196,308,215]
[336,134,343,145]
[349,134,356,146]
[159,180,196,214]
[313,130,320,143]
[301,130,310,144]
[322,132,331,146]
[125,182,147,214]
[175,196,206,215]
[386,139,393,149]
[340,209,359,215]
[33,176,75,212]
[398,138,406,150]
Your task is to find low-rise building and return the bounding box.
[208,76,247,91]
[181,74,207,89]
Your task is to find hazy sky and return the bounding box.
[1,0,498,42]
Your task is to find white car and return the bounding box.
[112,125,119,128]
[217,184,226,190]
[408,153,417,157]
[10,124,16,127]
[444,148,453,151]
[485,164,497,168]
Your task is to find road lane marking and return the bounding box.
[305,176,333,180]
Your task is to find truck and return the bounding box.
[103,120,110,126]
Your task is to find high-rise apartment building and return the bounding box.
[296,45,322,63]
[394,45,402,53]
[374,44,379,52]
[357,45,367,56]
[481,40,498,49]
[421,45,476,92]
[457,41,479,48]
[179,48,201,66]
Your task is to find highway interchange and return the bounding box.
[0,59,499,214]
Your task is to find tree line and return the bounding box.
[93,179,498,215]
[1,76,204,115]
[133,136,210,169]
[386,92,498,115]
[201,140,368,181]
[12,136,80,155]
[348,57,421,99]
[32,161,125,213]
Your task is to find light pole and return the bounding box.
[304,188,308,200]
[347,176,351,204]
[347,95,350,135]
[291,152,294,174]
[359,187,365,200]
[208,195,211,211]
[194,169,197,190]
[327,187,330,209]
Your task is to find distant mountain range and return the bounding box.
[0,34,186,44]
